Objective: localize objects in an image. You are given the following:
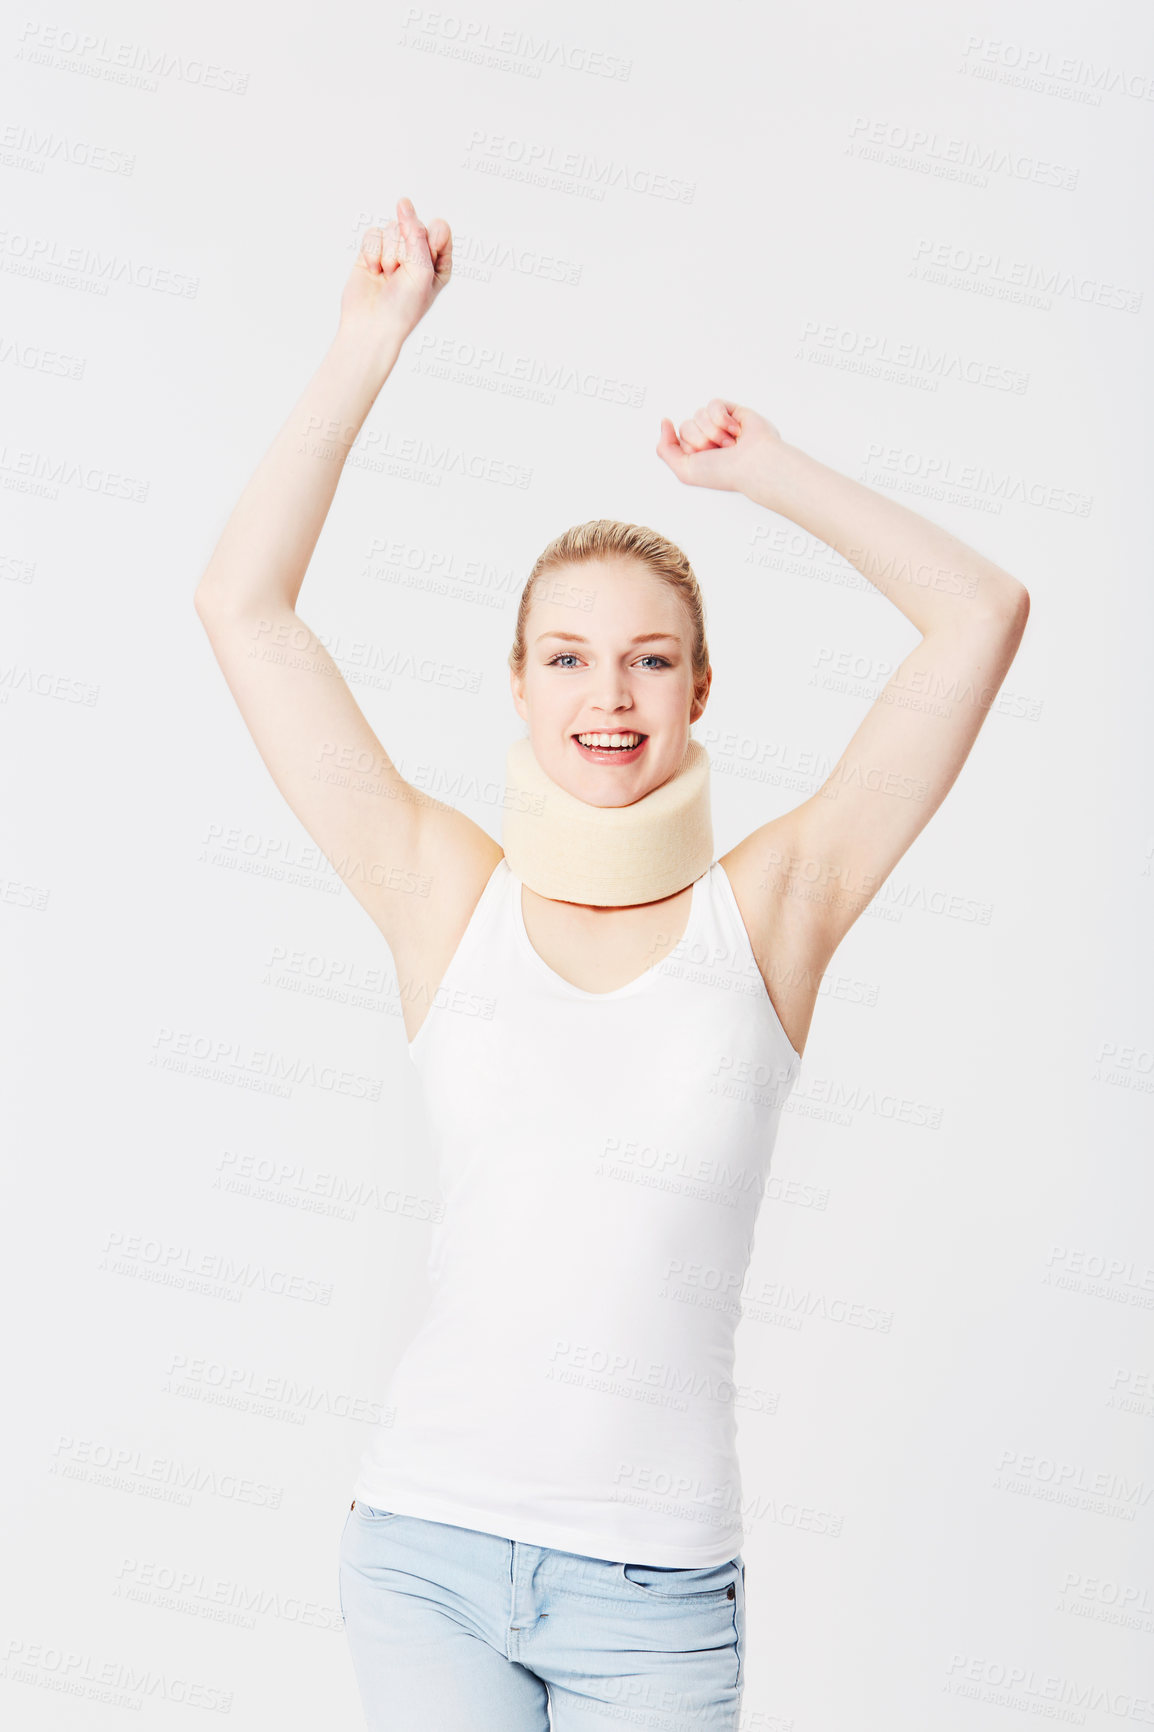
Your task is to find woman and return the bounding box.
[194,197,1029,1730]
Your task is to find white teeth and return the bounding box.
[576,732,642,749]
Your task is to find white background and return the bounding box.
[3,0,1152,1726]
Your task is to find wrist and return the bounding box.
[330,317,407,388]
[739,439,815,512]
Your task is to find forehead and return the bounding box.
[530,560,687,640]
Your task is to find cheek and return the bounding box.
[657,677,696,719]
[526,681,570,721]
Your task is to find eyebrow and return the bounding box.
[534,631,681,646]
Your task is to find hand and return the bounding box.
[339,196,453,353]
[656,398,782,494]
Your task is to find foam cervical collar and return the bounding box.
[501,735,714,906]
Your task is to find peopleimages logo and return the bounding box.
[859,442,1093,517]
[795,321,1028,393]
[14,20,250,94]
[462,129,696,203]
[846,116,1079,189]
[399,8,633,80]
[960,35,1154,103]
[910,239,1142,313]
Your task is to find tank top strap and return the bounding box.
[697,859,757,962]
[407,856,510,1062]
[464,855,513,956]
[701,858,802,1068]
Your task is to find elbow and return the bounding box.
[1007,581,1030,633]
[977,579,1030,635]
[992,583,1030,657]
[193,578,236,622]
[193,582,234,634]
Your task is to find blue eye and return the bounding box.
[545,653,671,670]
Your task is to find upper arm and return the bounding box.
[726,596,1030,960]
[193,596,493,942]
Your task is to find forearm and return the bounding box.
[194,326,403,618]
[743,441,1027,632]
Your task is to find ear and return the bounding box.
[689,665,712,723]
[509,667,528,723]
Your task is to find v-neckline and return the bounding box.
[510,863,708,1001]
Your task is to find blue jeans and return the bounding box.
[339,1500,746,1730]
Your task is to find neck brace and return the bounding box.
[502,735,714,906]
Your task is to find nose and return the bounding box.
[588,673,634,716]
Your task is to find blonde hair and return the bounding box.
[508,519,710,706]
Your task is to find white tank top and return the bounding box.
[351,856,801,1567]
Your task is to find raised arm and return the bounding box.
[657,400,1030,1038]
[194,199,495,951]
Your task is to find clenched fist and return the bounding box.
[341,196,453,353]
[656,399,781,494]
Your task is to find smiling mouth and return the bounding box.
[572,730,648,759]
[574,731,646,746]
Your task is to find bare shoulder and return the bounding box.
[718,813,835,1062]
[381,803,504,1045]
